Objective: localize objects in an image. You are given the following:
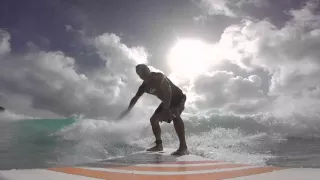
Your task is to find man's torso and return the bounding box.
[142,72,184,105]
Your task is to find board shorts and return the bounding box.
[153,93,186,123]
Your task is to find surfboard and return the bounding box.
[1,148,320,180]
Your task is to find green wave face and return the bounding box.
[0,118,76,170]
[18,118,76,133]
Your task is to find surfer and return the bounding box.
[119,64,189,156]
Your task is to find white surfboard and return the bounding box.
[1,148,320,180]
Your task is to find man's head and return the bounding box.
[136,64,151,80]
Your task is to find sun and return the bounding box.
[167,38,214,78]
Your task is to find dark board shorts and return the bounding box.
[153,93,186,123]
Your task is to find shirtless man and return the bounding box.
[118,64,189,155]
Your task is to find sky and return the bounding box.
[0,0,320,121]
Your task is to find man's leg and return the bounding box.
[172,115,188,153]
[146,104,164,151]
[171,95,189,155]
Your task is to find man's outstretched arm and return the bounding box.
[118,83,145,119]
[128,87,144,110]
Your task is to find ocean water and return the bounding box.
[1,110,320,170]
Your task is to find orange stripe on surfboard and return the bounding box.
[158,160,223,164]
[104,163,249,172]
[105,160,224,165]
[49,166,283,180]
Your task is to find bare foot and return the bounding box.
[171,148,189,156]
[146,144,163,152]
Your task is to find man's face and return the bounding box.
[137,73,145,80]
[136,70,150,81]
[135,65,151,81]
[136,70,145,80]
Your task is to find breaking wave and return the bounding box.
[1,108,320,170]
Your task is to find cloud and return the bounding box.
[92,33,148,78]
[0,31,150,118]
[89,33,158,106]
[0,30,11,57]
[1,1,320,120]
[193,0,268,18]
[196,0,236,17]
[190,71,265,113]
[180,0,320,117]
[65,25,74,32]
[213,0,320,97]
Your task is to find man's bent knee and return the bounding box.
[150,115,160,126]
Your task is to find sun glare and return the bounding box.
[167,38,215,78]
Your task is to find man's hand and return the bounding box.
[118,83,145,120]
[117,109,130,120]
